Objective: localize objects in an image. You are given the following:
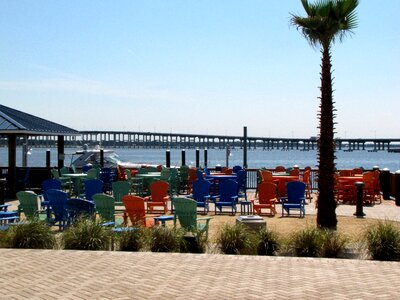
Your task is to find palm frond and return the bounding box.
[291,0,359,47]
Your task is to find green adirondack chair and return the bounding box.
[172,197,212,241]
[112,181,131,211]
[92,193,122,226]
[16,191,47,221]
[51,168,72,191]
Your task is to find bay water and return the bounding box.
[1,147,399,171]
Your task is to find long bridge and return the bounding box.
[2,130,400,152]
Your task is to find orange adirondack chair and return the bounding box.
[144,181,170,214]
[362,171,376,205]
[187,167,198,193]
[251,181,277,216]
[274,166,286,172]
[301,169,312,201]
[122,195,154,227]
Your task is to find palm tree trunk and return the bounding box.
[316,44,337,229]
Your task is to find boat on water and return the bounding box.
[67,145,157,170]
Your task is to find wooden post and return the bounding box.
[166,150,171,168]
[181,149,186,166]
[243,126,248,168]
[196,149,200,168]
[46,149,51,168]
[8,134,17,197]
[204,148,208,168]
[57,135,65,169]
[100,149,104,167]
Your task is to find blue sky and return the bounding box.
[0,1,399,138]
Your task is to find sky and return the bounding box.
[0,1,399,139]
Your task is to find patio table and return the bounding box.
[62,173,88,196]
[272,174,299,197]
[154,215,174,227]
[136,173,161,194]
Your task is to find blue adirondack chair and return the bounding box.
[214,179,238,215]
[236,169,247,200]
[17,167,31,190]
[65,198,95,226]
[46,189,69,230]
[232,165,242,174]
[190,179,211,214]
[41,179,62,218]
[281,181,306,218]
[99,167,114,193]
[84,179,103,201]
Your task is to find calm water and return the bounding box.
[1,147,399,171]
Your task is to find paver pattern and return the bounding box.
[1,249,400,299]
[1,197,400,299]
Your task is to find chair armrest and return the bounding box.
[0,204,10,211]
[197,217,212,226]
[198,217,212,221]
[210,195,220,202]
[143,196,151,201]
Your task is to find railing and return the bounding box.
[1,166,398,205]
[206,168,319,191]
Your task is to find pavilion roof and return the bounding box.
[0,104,79,136]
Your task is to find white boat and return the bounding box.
[68,145,156,169]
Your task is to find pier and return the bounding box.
[1,130,400,151]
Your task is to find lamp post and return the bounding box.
[226,144,231,168]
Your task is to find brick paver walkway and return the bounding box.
[1,196,400,299]
[1,249,400,299]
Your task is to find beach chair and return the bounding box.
[16,191,47,221]
[84,179,103,201]
[99,167,114,193]
[112,181,131,207]
[65,198,95,226]
[46,189,69,230]
[93,193,121,227]
[281,181,306,218]
[190,179,211,214]
[236,169,247,201]
[213,179,238,216]
[122,195,154,227]
[173,197,212,241]
[144,181,170,214]
[251,182,277,216]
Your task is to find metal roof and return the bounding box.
[0,104,79,136]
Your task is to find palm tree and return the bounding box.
[291,0,358,229]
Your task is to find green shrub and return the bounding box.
[117,228,146,252]
[216,223,254,255]
[256,228,280,256]
[62,218,111,250]
[6,220,55,249]
[290,227,323,257]
[365,221,400,261]
[149,226,183,253]
[0,229,10,248]
[320,229,348,258]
